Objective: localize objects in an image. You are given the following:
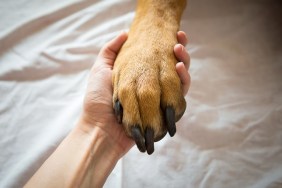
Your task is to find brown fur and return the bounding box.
[113,0,187,143]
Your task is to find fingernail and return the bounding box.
[177,62,185,70]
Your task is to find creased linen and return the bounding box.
[0,0,281,187]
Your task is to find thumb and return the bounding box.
[97,32,128,67]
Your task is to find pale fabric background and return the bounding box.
[0,0,281,187]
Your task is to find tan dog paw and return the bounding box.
[112,0,187,154]
[112,34,186,154]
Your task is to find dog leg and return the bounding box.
[113,0,187,154]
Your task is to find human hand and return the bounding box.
[79,31,191,159]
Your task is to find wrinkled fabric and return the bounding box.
[0,0,281,187]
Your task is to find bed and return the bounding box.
[1,0,282,187]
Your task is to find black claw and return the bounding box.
[131,126,146,153]
[165,107,176,137]
[114,100,123,124]
[145,128,154,155]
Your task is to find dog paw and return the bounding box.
[112,37,186,155]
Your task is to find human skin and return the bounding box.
[24,31,190,188]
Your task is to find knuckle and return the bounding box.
[138,86,160,101]
[163,73,180,86]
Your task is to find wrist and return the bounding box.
[76,118,121,159]
[72,121,120,187]
[78,114,131,159]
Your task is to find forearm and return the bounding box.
[25,121,119,188]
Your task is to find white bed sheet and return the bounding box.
[0,0,282,187]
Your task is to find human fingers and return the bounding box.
[97,32,128,67]
[174,44,190,70]
[177,31,188,46]
[176,62,191,95]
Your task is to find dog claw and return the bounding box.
[131,126,146,153]
[165,107,176,137]
[145,128,154,155]
[114,100,123,124]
